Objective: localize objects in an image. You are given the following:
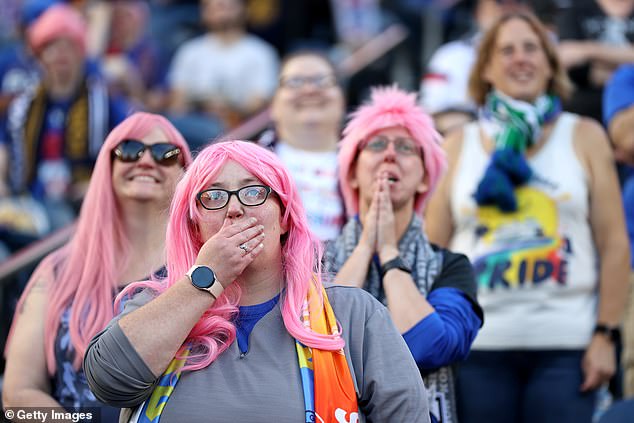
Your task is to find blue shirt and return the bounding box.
[235,294,280,354]
[403,287,482,370]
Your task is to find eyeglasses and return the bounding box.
[112,139,182,166]
[279,74,337,90]
[361,135,420,156]
[197,185,273,210]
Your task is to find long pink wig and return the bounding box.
[338,85,447,216]
[118,141,344,372]
[6,112,192,374]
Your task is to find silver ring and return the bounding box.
[239,244,248,252]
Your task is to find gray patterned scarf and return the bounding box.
[324,215,441,302]
[324,215,459,422]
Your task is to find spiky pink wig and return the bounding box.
[28,4,87,55]
[6,112,192,374]
[338,86,447,217]
[117,141,344,371]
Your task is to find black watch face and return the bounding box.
[191,266,215,289]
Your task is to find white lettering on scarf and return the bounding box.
[335,408,359,423]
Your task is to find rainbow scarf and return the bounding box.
[295,284,359,423]
[129,349,190,422]
[130,285,358,423]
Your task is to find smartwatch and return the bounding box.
[186,265,224,299]
[593,323,621,345]
[380,256,412,279]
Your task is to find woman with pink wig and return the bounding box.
[324,86,483,423]
[3,112,192,421]
[84,140,429,422]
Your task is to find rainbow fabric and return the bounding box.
[133,348,190,423]
[131,285,358,423]
[295,284,359,423]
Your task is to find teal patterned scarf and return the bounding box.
[474,90,561,211]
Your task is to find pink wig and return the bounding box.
[6,112,192,374]
[338,86,447,217]
[28,4,87,55]
[118,141,344,372]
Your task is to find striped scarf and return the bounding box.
[295,283,358,423]
[474,90,561,212]
[5,74,108,194]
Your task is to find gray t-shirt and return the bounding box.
[84,285,430,422]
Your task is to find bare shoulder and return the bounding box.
[573,117,614,172]
[572,116,611,155]
[30,253,59,290]
[571,116,616,185]
[15,257,57,314]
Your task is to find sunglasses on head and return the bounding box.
[113,139,182,166]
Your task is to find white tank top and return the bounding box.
[450,113,597,349]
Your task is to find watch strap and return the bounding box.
[207,279,225,300]
[593,323,621,345]
[380,256,412,279]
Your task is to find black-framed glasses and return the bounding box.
[113,139,182,166]
[279,73,337,90]
[197,185,273,210]
[361,135,420,156]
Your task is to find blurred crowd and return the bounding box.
[0,0,634,422]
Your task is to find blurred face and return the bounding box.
[201,0,244,31]
[350,126,427,212]
[196,160,286,262]
[112,127,185,207]
[38,37,84,86]
[110,1,145,47]
[271,55,345,134]
[483,18,553,103]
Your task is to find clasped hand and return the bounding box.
[359,173,399,262]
